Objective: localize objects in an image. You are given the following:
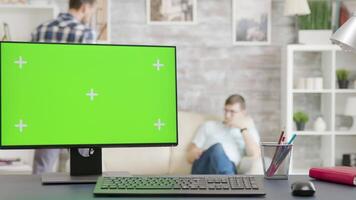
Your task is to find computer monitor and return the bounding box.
[0,41,178,183]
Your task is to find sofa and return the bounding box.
[0,111,263,175]
[102,111,263,175]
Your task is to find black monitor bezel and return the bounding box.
[0,41,178,149]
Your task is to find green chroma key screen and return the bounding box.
[0,42,177,147]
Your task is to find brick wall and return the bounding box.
[54,0,294,141]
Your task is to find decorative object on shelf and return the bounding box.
[297,78,306,89]
[1,22,11,41]
[284,0,311,43]
[314,77,323,90]
[147,0,197,25]
[337,126,349,131]
[0,0,27,4]
[306,77,314,90]
[344,97,356,130]
[293,111,309,131]
[336,69,350,89]
[331,7,356,52]
[296,77,324,90]
[232,0,271,45]
[313,116,327,132]
[338,127,349,131]
[342,153,356,167]
[298,0,332,45]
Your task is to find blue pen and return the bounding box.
[288,133,297,144]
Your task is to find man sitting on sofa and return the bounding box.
[187,94,260,174]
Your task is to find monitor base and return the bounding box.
[41,171,130,184]
[41,147,129,184]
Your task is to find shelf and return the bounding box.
[288,44,340,52]
[295,131,333,136]
[334,131,356,136]
[334,89,356,94]
[293,89,356,94]
[293,89,332,94]
[294,131,356,136]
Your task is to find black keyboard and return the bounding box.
[93,175,265,197]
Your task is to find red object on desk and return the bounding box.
[309,166,356,186]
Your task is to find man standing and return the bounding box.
[187,94,260,174]
[31,0,97,174]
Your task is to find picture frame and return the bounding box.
[147,0,197,25]
[232,0,271,45]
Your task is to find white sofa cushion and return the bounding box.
[102,111,263,175]
[102,147,171,175]
[169,111,218,174]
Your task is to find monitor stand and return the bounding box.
[41,147,127,184]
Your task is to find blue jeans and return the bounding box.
[191,143,237,175]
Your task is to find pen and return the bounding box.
[288,134,297,144]
[278,130,285,144]
[281,135,286,144]
[268,133,297,176]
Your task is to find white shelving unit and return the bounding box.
[0,4,58,41]
[285,44,356,174]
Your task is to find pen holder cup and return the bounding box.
[260,142,293,180]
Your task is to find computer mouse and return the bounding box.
[291,181,316,197]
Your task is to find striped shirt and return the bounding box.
[31,13,96,43]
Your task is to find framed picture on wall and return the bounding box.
[147,0,197,25]
[232,0,271,45]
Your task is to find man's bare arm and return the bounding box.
[241,128,260,158]
[227,115,260,158]
[186,143,203,164]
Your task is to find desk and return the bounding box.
[0,175,355,200]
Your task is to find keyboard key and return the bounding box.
[208,185,215,190]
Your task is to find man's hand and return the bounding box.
[225,112,254,129]
[187,144,203,164]
[226,113,260,158]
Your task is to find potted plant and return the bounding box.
[298,0,332,44]
[336,69,350,89]
[293,111,309,131]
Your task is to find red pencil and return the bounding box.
[266,130,285,176]
[277,130,285,144]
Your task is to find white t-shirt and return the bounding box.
[192,121,260,165]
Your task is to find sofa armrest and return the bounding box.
[237,156,263,175]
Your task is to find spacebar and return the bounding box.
[134,186,173,189]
